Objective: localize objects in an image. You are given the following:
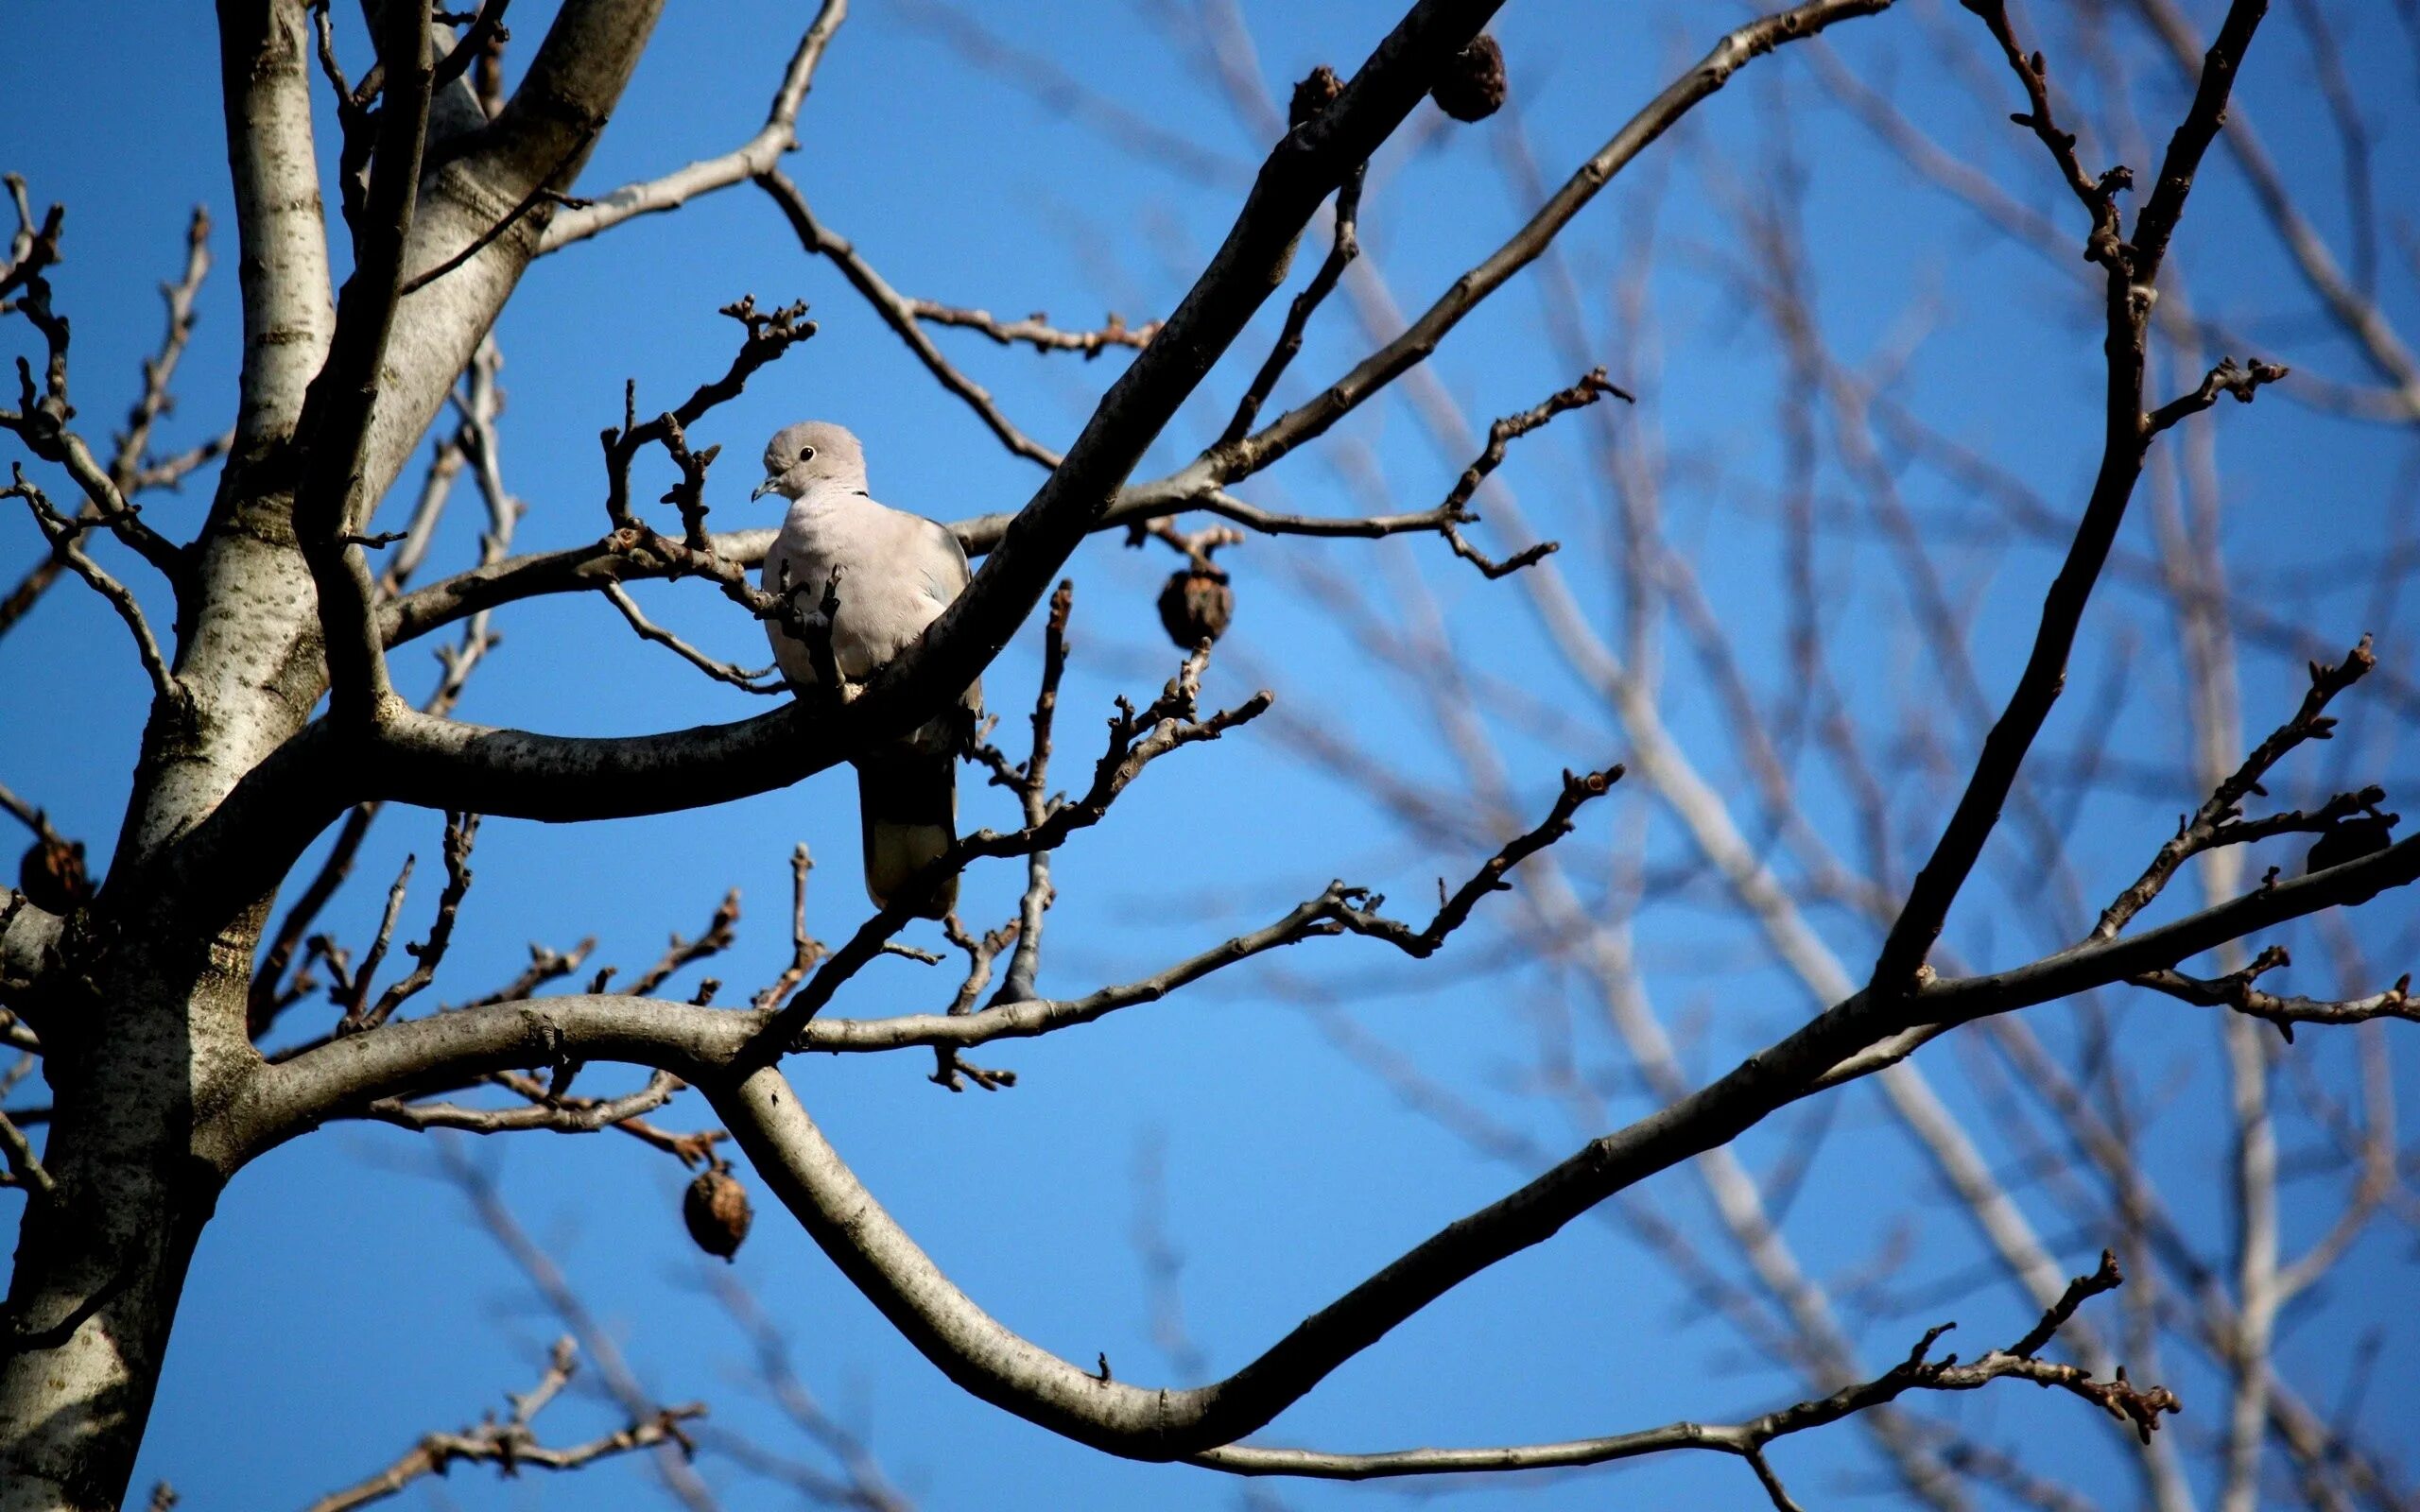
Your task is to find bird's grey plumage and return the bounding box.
[757,421,980,918]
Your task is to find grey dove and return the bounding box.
[754,421,980,918]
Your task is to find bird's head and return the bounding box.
[752,421,868,502]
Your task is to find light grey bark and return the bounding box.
[0,2,670,1503]
[0,903,259,1512]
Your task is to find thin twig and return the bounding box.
[301,1336,704,1512]
[907,299,1157,358]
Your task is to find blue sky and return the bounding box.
[6,1,2419,1507]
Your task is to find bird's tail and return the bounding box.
[855,750,958,919]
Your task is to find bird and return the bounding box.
[754,421,980,919]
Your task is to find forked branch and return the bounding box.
[302,1337,703,1512]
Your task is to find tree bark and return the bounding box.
[0,917,255,1510]
[0,4,672,1503]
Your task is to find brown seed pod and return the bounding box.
[2307,811,2397,904]
[683,1167,753,1262]
[1429,34,1507,123]
[1289,64,1343,130]
[1157,567,1235,649]
[17,835,92,916]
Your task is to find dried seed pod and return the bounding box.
[17,835,91,916]
[2307,812,2397,904]
[1289,64,1343,129]
[683,1167,753,1262]
[1157,567,1235,649]
[1429,34,1507,123]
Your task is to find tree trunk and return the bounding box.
[0,919,256,1511]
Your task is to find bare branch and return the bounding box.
[907,300,1157,358]
[1958,0,2130,259]
[600,295,815,537]
[109,204,214,497]
[1869,0,2273,994]
[985,580,1075,1007]
[352,812,479,1032]
[360,1067,686,1139]
[431,1144,721,1510]
[290,0,436,724]
[1327,765,1622,957]
[538,0,849,252]
[1218,77,1363,449]
[0,1100,55,1205]
[2146,354,2292,435]
[756,173,1062,470]
[0,194,189,584]
[751,846,825,1013]
[742,639,1273,1060]
[1170,0,1894,496]
[1435,367,1628,578]
[625,889,742,1001]
[428,0,510,97]
[2094,637,2379,940]
[1193,1248,2156,1482]
[2,468,180,700]
[2129,0,2420,418]
[601,583,783,694]
[695,1268,915,1509]
[397,121,596,296]
[301,1336,704,1512]
[2131,947,2419,1041]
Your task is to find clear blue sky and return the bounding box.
[4,1,2417,1507]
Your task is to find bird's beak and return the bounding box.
[751,477,778,502]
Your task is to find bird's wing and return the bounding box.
[913,513,973,605]
[896,509,981,725]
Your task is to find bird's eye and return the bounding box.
[798,445,817,462]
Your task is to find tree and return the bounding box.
[3,0,2415,1507]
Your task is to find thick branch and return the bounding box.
[291,0,434,722]
[216,824,2411,1468]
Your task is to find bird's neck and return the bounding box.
[785,482,876,524]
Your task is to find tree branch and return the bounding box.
[599,582,783,694]
[1867,0,2273,994]
[1,469,180,700]
[755,171,1063,469]
[1434,367,1629,578]
[1165,0,1893,497]
[291,0,434,724]
[2130,947,2418,1041]
[537,0,848,253]
[301,1337,703,1512]
[1192,1252,2158,1484]
[202,0,1501,869]
[907,299,1157,358]
[215,776,2409,1467]
[2093,636,2377,941]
